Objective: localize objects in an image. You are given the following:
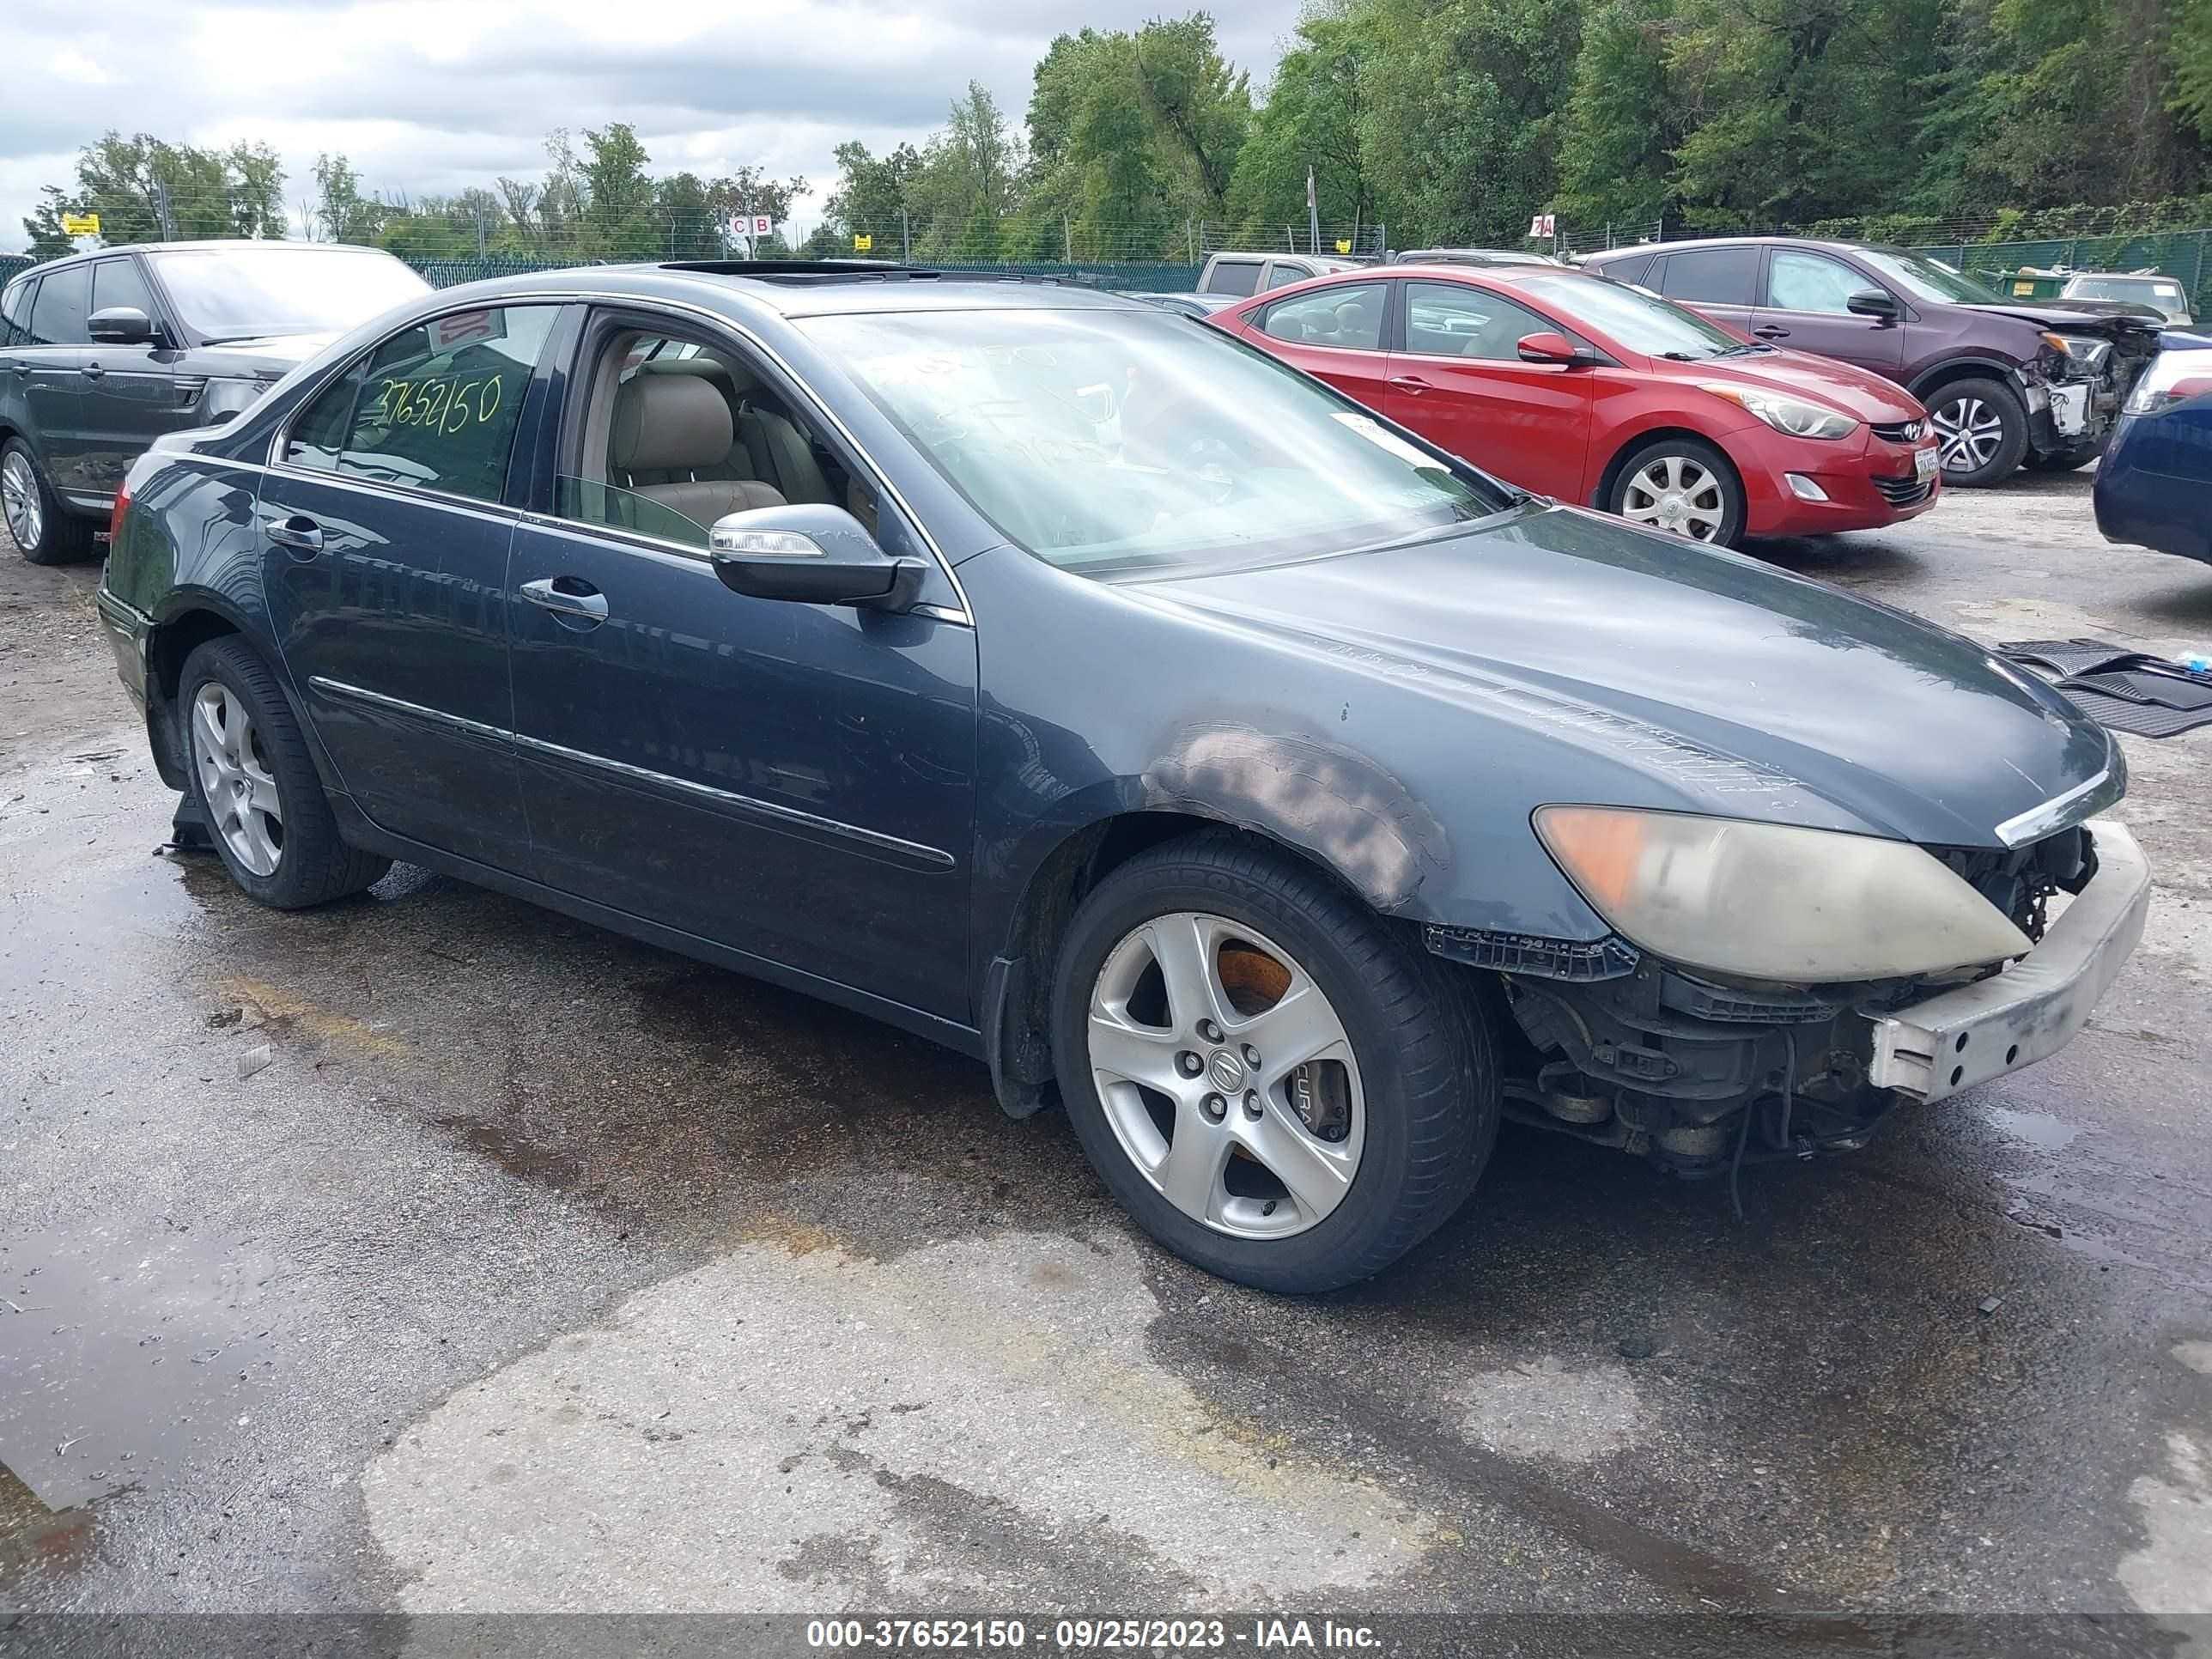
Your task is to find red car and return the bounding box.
[1215,264,1942,547]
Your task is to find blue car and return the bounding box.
[97,261,2148,1291]
[2095,329,2212,565]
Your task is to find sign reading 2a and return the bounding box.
[369,372,507,437]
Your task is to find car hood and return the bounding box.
[190,331,340,374]
[1959,301,2161,339]
[1680,349,1923,420]
[1125,504,2114,848]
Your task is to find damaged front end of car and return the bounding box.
[1427,815,2151,1176]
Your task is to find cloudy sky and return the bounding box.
[1,0,1304,252]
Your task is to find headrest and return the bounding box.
[611,374,732,472]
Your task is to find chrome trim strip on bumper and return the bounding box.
[1994,763,2123,847]
[1867,818,2149,1106]
[306,674,955,872]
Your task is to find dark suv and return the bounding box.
[1583,237,2160,486]
[1,240,427,562]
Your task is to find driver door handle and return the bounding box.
[79,362,106,379]
[1388,375,1433,393]
[520,575,609,624]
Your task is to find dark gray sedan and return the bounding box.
[1,240,428,562]
[95,262,2150,1291]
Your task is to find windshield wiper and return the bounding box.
[198,333,277,345]
[1716,342,1774,356]
[1658,350,1709,362]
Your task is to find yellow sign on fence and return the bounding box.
[61,213,100,236]
[1335,239,1352,254]
[853,234,873,252]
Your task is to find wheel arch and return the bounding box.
[145,598,337,797]
[980,807,1405,1121]
[1906,356,2024,404]
[1592,425,1747,516]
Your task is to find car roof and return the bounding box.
[1584,235,1878,261]
[436,261,1159,321]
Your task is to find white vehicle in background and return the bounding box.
[2059,271,2194,326]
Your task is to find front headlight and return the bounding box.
[1534,806,2031,982]
[1698,383,1857,440]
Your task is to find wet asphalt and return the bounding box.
[2,471,2209,1636]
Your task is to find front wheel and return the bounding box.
[1607,436,1746,547]
[2,440,96,565]
[1050,835,1498,1293]
[1927,378,2029,486]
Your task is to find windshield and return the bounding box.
[1510,273,1747,359]
[1854,248,2007,306]
[150,247,430,342]
[2064,276,2189,318]
[802,308,1509,575]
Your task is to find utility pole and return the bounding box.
[476,199,488,258]
[901,208,909,262]
[1186,217,1194,263]
[1063,213,1073,263]
[153,177,176,241]
[1305,167,1320,258]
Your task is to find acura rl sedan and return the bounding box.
[96,262,2150,1291]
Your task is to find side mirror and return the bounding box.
[708,503,925,611]
[1516,331,1589,367]
[88,306,156,345]
[1846,289,1900,325]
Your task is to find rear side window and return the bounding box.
[1261,261,1310,291]
[90,258,158,325]
[1205,259,1262,297]
[1598,252,1656,289]
[1660,247,1760,307]
[1259,283,1387,350]
[282,304,558,503]
[0,277,34,346]
[27,264,91,345]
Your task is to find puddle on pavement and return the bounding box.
[1983,1104,2084,1153]
[0,1220,277,1578]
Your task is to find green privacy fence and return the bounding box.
[1923,229,2209,320]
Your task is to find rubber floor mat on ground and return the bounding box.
[1996,637,2212,738]
[1996,637,2157,676]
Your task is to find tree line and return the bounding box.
[21,0,2212,266]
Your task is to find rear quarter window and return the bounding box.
[1596,252,1656,289]
[1204,259,1263,298]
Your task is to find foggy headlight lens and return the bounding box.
[1534,806,2031,982]
[1699,383,1857,440]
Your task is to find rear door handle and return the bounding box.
[520,575,609,624]
[265,514,323,553]
[79,363,105,380]
[1388,375,1433,393]
[1753,325,1790,339]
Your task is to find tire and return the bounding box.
[2,439,97,566]
[1926,377,2029,487]
[1607,434,1747,548]
[2027,443,2100,473]
[1049,833,1498,1293]
[179,635,391,908]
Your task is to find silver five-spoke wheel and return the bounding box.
[1086,912,1364,1240]
[1620,453,1726,541]
[1931,395,2004,476]
[190,682,284,877]
[1,449,40,550]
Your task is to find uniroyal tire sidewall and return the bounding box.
[1051,856,1463,1291]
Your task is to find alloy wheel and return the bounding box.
[190,683,284,877]
[2,451,41,550]
[1085,911,1364,1240]
[1931,396,2005,476]
[1620,453,1727,541]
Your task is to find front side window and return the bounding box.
[27,264,90,346]
[283,305,557,503]
[0,277,34,347]
[1404,282,1555,361]
[1660,247,1760,307]
[90,258,158,326]
[804,307,1508,577]
[1765,250,1870,314]
[1260,283,1386,350]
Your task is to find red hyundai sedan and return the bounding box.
[1216,264,1942,546]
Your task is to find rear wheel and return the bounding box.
[1607,435,1746,548]
[1051,834,1497,1293]
[2,440,95,565]
[179,636,391,908]
[1927,378,2029,486]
